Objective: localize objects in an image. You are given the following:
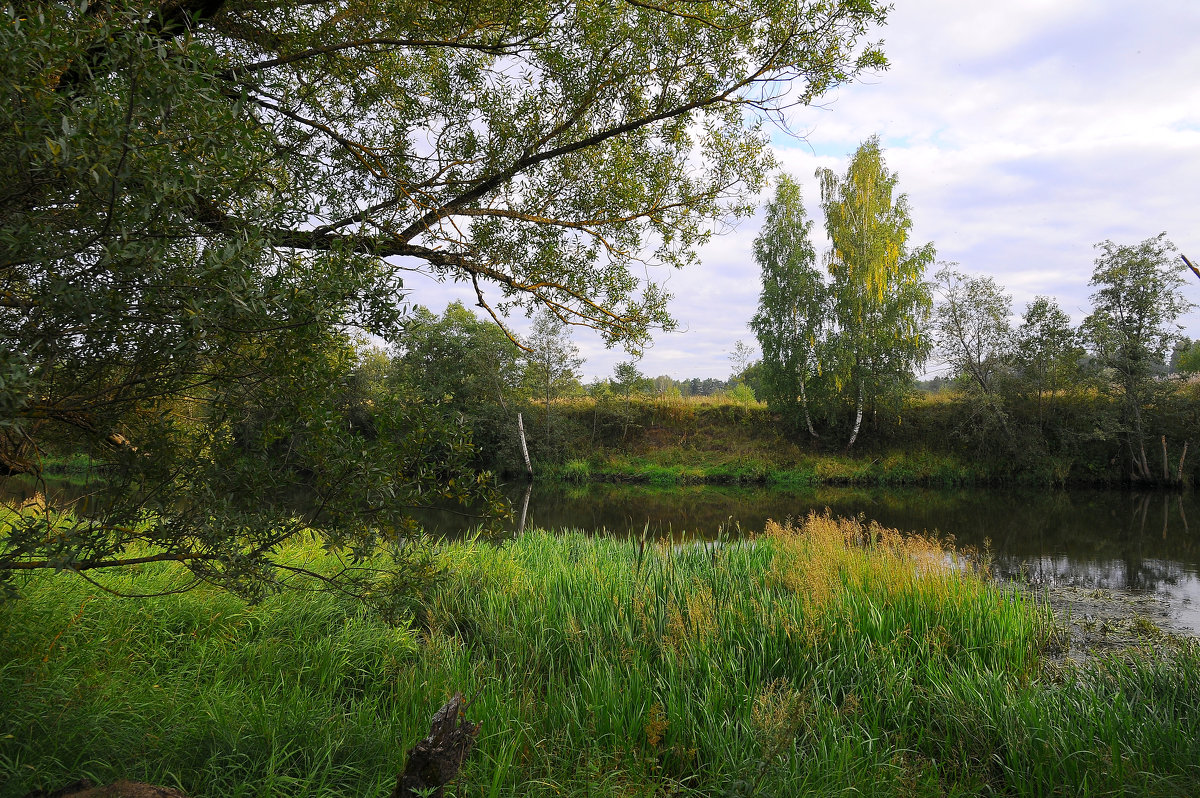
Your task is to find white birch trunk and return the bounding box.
[846,380,864,450]
[798,378,818,438]
[517,412,533,479]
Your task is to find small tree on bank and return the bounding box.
[1081,234,1194,481]
[1011,296,1083,424]
[932,264,1013,397]
[523,312,584,450]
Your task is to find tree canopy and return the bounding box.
[2,0,892,594]
[1081,234,1194,480]
[816,136,934,448]
[750,174,826,436]
[932,264,1012,396]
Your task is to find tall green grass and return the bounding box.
[3,516,1199,796]
[553,451,987,488]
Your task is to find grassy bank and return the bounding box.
[530,389,1200,488]
[3,517,1200,796]
[549,450,990,488]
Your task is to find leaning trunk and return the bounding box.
[846,380,864,450]
[798,378,818,438]
[516,412,533,479]
[1128,395,1150,481]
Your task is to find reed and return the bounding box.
[3,516,1198,797]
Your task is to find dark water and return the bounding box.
[421,482,1200,634]
[7,475,1200,633]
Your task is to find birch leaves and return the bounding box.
[753,137,934,448]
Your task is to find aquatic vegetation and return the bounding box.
[3,518,1199,796]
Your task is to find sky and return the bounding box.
[404,0,1200,382]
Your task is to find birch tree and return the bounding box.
[750,174,827,437]
[817,136,934,449]
[0,0,891,594]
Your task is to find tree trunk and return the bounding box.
[517,481,532,533]
[798,378,818,438]
[846,381,864,450]
[391,693,480,798]
[516,412,533,479]
[545,382,551,449]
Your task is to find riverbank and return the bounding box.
[4,518,1199,797]
[531,391,1200,489]
[549,450,993,488]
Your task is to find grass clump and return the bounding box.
[3,516,1200,796]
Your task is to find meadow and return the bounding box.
[2,514,1199,797]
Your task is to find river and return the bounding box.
[6,476,1200,633]
[423,482,1200,635]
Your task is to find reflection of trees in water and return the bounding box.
[992,554,1190,593]
[0,475,104,514]
[515,486,1200,565]
[309,480,1200,592]
[16,476,1199,599]
[909,490,1200,573]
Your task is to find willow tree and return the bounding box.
[932,264,1013,396]
[1081,235,1192,481]
[750,174,827,437]
[1,0,891,595]
[817,136,934,449]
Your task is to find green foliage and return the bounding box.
[389,303,532,474]
[1012,297,1084,404]
[7,526,1200,796]
[932,263,1013,395]
[523,312,584,403]
[816,136,935,448]
[750,174,829,436]
[4,0,895,596]
[1175,339,1200,375]
[611,361,653,397]
[393,302,525,409]
[1081,234,1195,480]
[724,382,758,406]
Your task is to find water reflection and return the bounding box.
[6,475,1199,633]
[431,482,1200,634]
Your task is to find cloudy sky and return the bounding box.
[409,0,1200,382]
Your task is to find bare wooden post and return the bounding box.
[517,412,533,479]
[517,481,532,533]
[1162,435,1170,482]
[1184,254,1200,281]
[1178,441,1189,483]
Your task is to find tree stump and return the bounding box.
[390,692,481,798]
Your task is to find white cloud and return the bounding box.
[398,1,1200,382]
